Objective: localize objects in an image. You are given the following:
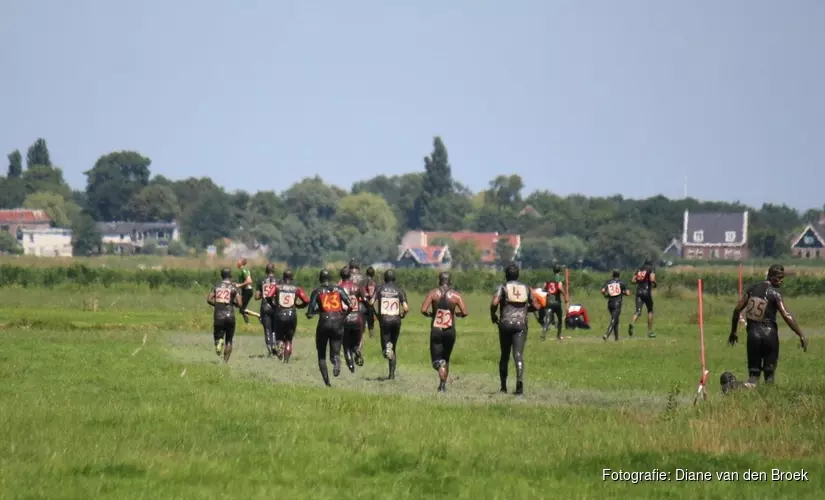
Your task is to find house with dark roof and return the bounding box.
[0,208,52,236]
[97,221,180,254]
[662,238,682,258]
[396,245,451,269]
[790,213,825,261]
[399,230,521,268]
[681,210,749,260]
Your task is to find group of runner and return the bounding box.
[206,258,809,394]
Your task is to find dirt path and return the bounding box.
[166,333,683,411]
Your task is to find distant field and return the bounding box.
[0,285,822,498]
[2,254,824,274]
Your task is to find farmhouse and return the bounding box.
[0,208,51,236]
[790,213,825,261]
[97,221,180,254]
[18,227,73,257]
[398,230,521,268]
[396,245,451,269]
[681,210,749,260]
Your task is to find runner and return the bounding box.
[272,269,310,362]
[235,258,254,324]
[371,269,409,380]
[307,269,353,386]
[207,268,243,362]
[255,263,280,356]
[420,272,468,393]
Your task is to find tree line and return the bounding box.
[1,137,821,269]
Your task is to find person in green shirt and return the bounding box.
[235,258,254,323]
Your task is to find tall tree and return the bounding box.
[26,138,51,168]
[22,191,81,228]
[84,151,152,221]
[7,150,22,178]
[71,212,103,256]
[22,165,72,199]
[412,137,468,230]
[128,184,180,222]
[335,192,398,235]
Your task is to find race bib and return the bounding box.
[263,283,278,298]
[745,297,767,321]
[278,291,296,308]
[320,292,343,312]
[546,282,558,294]
[568,305,581,313]
[607,283,621,297]
[215,289,231,304]
[381,297,401,316]
[506,283,528,303]
[635,270,648,282]
[433,309,453,329]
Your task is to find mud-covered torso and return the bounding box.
[603,278,627,308]
[274,281,301,317]
[212,281,239,320]
[339,280,363,324]
[634,266,654,295]
[258,276,279,312]
[430,287,458,331]
[374,283,407,323]
[744,281,781,337]
[496,280,533,329]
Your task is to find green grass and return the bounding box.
[1,286,822,499]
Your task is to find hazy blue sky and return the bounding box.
[2,1,823,210]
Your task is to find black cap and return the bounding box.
[505,262,519,281]
[366,266,375,277]
[319,269,330,283]
[384,269,396,282]
[282,269,293,281]
[340,266,351,280]
[438,272,451,286]
[220,268,232,280]
[612,269,620,278]
[265,263,275,274]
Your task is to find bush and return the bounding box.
[1,264,824,296]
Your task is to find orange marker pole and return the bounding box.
[738,263,743,297]
[564,267,570,303]
[694,278,708,404]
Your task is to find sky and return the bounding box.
[1,0,824,211]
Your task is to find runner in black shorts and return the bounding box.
[491,263,541,395]
[306,269,353,386]
[600,269,631,341]
[729,265,808,385]
[371,269,409,380]
[363,266,377,338]
[271,269,309,363]
[255,263,280,356]
[629,259,657,338]
[207,268,242,362]
[420,272,468,393]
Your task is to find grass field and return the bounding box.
[0,285,822,499]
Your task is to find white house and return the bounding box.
[97,221,180,254]
[18,227,73,257]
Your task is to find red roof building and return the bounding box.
[398,230,521,267]
[0,209,52,236]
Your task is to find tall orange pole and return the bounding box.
[694,278,708,404]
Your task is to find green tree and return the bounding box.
[353,173,425,233]
[412,137,469,231]
[84,151,151,221]
[71,212,102,256]
[450,239,482,269]
[495,238,516,267]
[22,191,81,228]
[519,238,555,269]
[0,231,23,255]
[129,184,180,222]
[181,193,235,249]
[7,150,22,178]
[22,164,72,199]
[590,223,659,270]
[166,239,189,257]
[335,192,398,235]
[548,235,589,266]
[0,177,26,208]
[26,138,51,168]
[345,230,397,265]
